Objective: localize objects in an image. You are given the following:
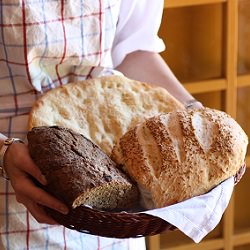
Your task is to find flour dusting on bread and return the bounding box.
[111,108,248,209]
[29,75,184,156]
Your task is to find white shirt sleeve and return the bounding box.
[111,0,166,67]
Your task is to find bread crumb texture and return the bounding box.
[27,126,139,211]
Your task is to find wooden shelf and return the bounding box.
[238,74,250,88]
[233,229,250,246]
[246,156,250,167]
[148,1,250,249]
[165,0,226,8]
[162,238,224,250]
[182,75,250,95]
[183,78,226,94]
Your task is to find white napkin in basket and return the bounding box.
[144,177,234,243]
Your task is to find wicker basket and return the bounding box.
[45,206,175,238]
[43,163,246,239]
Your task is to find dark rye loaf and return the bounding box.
[27,126,139,211]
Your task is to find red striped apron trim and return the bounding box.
[98,0,103,66]
[21,0,33,88]
[56,0,67,86]
[0,225,59,236]
[26,211,30,250]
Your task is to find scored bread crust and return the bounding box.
[28,75,184,156]
[111,108,249,209]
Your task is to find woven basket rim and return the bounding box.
[45,205,174,238]
[44,163,246,238]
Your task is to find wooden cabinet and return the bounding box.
[147,1,250,249]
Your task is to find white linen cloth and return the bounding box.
[145,177,234,243]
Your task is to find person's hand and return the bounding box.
[4,142,69,224]
[184,99,204,109]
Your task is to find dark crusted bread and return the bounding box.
[27,126,139,211]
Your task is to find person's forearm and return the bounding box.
[116,51,197,105]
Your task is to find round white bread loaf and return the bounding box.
[111,108,249,209]
[29,75,184,156]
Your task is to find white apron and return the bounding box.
[0,0,153,249]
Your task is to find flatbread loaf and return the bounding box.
[29,75,184,155]
[111,108,248,209]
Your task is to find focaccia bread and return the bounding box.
[28,75,184,155]
[111,108,248,209]
[27,126,139,211]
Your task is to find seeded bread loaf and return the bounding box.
[28,75,184,156]
[111,108,248,209]
[27,126,139,211]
